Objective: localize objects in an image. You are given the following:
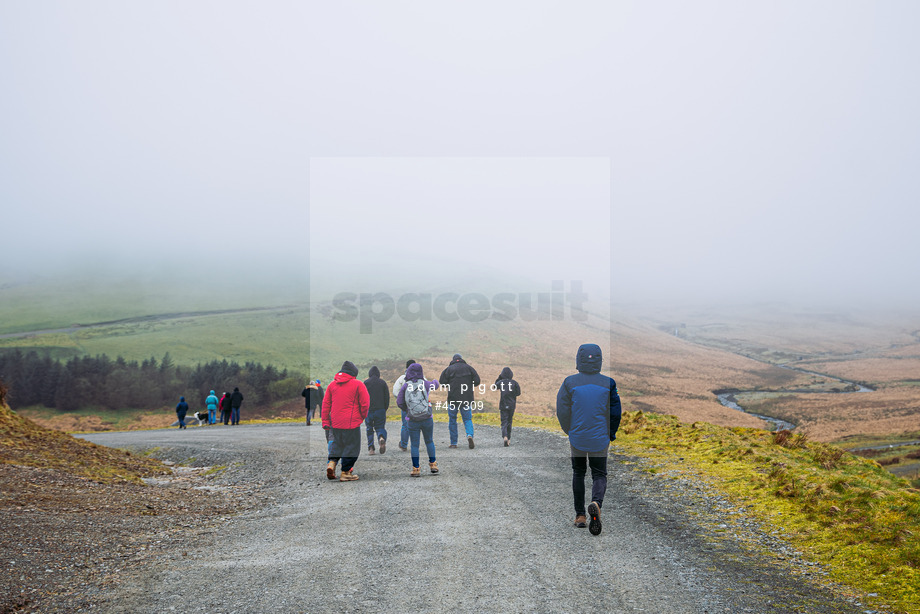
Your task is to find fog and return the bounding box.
[2,1,918,310]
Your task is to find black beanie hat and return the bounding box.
[406,359,416,368]
[340,361,358,377]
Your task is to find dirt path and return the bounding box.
[78,423,869,613]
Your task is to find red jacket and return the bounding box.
[321,372,370,429]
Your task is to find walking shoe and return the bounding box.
[378,437,386,454]
[326,461,337,480]
[448,445,458,449]
[410,467,421,478]
[398,444,407,452]
[503,437,509,447]
[588,501,602,536]
[339,469,359,482]
[468,436,475,449]
[368,446,375,455]
[574,515,587,528]
[429,461,439,474]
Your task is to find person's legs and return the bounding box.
[570,446,588,517]
[231,407,240,425]
[500,408,512,440]
[447,405,459,446]
[340,427,362,473]
[408,419,422,469]
[587,450,609,508]
[399,409,409,449]
[208,409,216,424]
[421,417,436,463]
[366,414,376,449]
[374,410,388,443]
[460,405,474,439]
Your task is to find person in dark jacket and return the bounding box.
[219,391,231,425]
[397,362,440,477]
[175,396,189,430]
[439,354,481,449]
[495,367,522,446]
[556,343,622,536]
[230,387,244,425]
[322,361,370,482]
[301,379,324,425]
[363,367,390,454]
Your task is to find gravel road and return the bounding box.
[79,423,872,614]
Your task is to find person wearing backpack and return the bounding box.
[495,367,522,446]
[439,354,481,449]
[363,367,390,454]
[322,361,370,482]
[397,362,440,477]
[392,360,415,452]
[556,343,622,536]
[205,390,219,425]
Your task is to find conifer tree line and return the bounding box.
[0,349,303,411]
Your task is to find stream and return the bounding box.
[712,359,873,432]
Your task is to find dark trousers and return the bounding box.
[500,407,515,440]
[221,409,231,425]
[328,427,362,472]
[571,445,608,516]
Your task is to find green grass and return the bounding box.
[614,411,920,614]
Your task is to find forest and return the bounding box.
[0,349,302,411]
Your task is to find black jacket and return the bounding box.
[230,389,244,409]
[439,357,481,404]
[495,367,521,411]
[363,366,390,411]
[302,385,324,409]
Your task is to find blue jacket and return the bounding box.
[556,344,622,453]
[205,391,219,410]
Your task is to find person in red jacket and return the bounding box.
[322,360,370,482]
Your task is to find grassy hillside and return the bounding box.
[0,385,167,483]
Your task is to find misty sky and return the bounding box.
[2,1,918,307]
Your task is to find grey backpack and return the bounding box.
[405,379,431,421]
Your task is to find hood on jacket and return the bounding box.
[406,362,425,380]
[497,367,514,381]
[233,387,240,392]
[368,366,380,378]
[333,371,356,384]
[340,361,358,377]
[209,390,215,395]
[450,354,465,365]
[179,396,185,402]
[576,344,603,374]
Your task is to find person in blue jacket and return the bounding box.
[205,390,219,425]
[175,396,189,430]
[556,343,622,536]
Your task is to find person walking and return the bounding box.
[175,396,189,430]
[495,367,522,446]
[322,361,370,482]
[302,380,324,425]
[363,366,390,455]
[439,354,481,449]
[219,391,231,425]
[556,343,622,536]
[397,362,439,477]
[230,387,244,425]
[392,360,415,452]
[205,390,219,425]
